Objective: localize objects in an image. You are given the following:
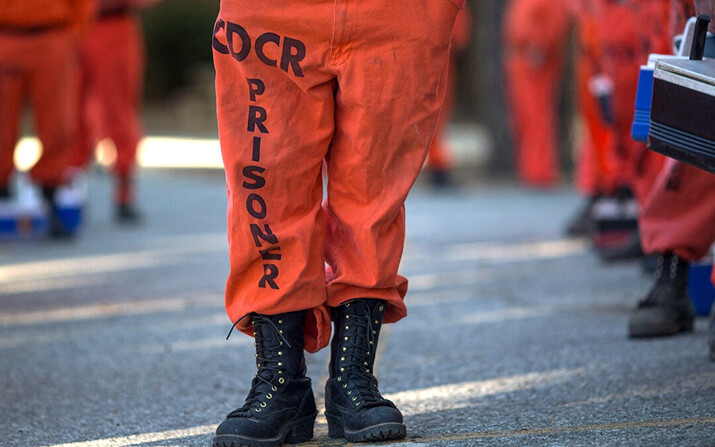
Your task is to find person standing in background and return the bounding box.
[70,0,159,223]
[628,0,715,363]
[0,0,94,236]
[503,0,573,188]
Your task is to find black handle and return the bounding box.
[690,14,711,60]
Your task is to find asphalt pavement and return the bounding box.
[1,168,713,447]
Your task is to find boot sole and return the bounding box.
[212,412,316,447]
[628,318,694,338]
[326,414,406,442]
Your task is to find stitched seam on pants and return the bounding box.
[328,0,338,69]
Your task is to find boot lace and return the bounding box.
[336,301,392,410]
[227,314,292,417]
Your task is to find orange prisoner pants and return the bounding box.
[0,29,78,188]
[71,14,145,204]
[640,160,715,263]
[213,0,460,352]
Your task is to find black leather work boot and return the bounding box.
[628,253,695,338]
[325,299,406,442]
[213,311,317,447]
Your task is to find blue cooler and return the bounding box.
[632,65,655,142]
[632,55,688,143]
[0,201,46,239]
[689,262,715,316]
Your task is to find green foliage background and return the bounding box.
[141,0,219,100]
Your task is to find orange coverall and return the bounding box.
[639,0,715,286]
[71,0,151,205]
[573,0,618,196]
[0,0,93,190]
[503,0,573,187]
[593,0,669,204]
[213,0,461,352]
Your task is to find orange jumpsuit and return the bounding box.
[503,0,573,187]
[594,0,669,204]
[573,0,618,196]
[213,0,461,352]
[0,0,93,190]
[71,1,149,206]
[639,0,715,286]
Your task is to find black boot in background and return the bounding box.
[325,299,406,442]
[213,311,317,447]
[41,186,73,239]
[628,253,695,338]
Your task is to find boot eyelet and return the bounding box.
[372,331,376,335]
[346,315,350,320]
[374,320,379,325]
[364,362,368,366]
[343,384,347,388]
[272,386,277,391]
[352,396,357,401]
[345,303,350,307]
[369,341,373,345]
[255,408,261,412]
[279,330,283,334]
[345,325,350,330]
[379,305,384,311]
[356,401,362,407]
[278,362,283,367]
[340,367,345,372]
[260,402,266,407]
[337,376,342,382]
[266,394,272,399]
[278,320,283,324]
[347,391,352,395]
[279,378,285,384]
[278,351,283,356]
[343,347,347,352]
[341,357,345,361]
[344,337,349,341]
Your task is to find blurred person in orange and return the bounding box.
[424,6,473,188]
[0,0,94,236]
[211,0,462,445]
[628,0,715,363]
[503,0,573,188]
[566,0,617,236]
[567,0,670,261]
[70,0,159,223]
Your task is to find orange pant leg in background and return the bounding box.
[73,14,145,205]
[213,0,459,352]
[503,0,572,187]
[640,160,715,261]
[0,29,78,189]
